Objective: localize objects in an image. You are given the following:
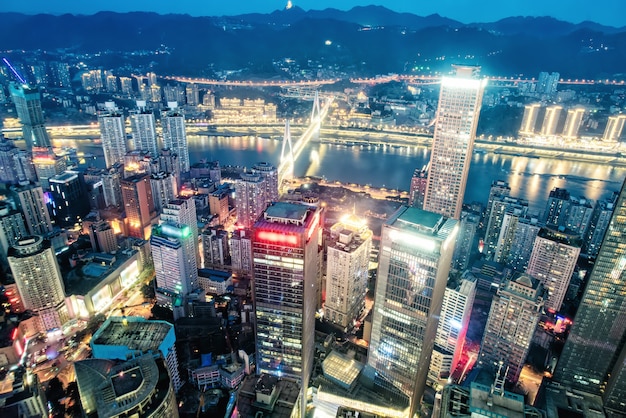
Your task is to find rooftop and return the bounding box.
[264,202,311,224]
[92,317,172,352]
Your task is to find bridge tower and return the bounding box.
[278,119,294,189]
[310,90,322,139]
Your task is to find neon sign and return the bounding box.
[257,230,299,246]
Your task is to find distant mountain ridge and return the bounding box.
[0,6,625,79]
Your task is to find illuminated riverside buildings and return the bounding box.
[519,104,541,135]
[130,103,158,156]
[554,179,626,413]
[562,107,585,139]
[540,105,563,136]
[98,102,127,168]
[367,206,457,417]
[526,228,581,313]
[9,82,51,149]
[8,236,68,333]
[235,171,267,229]
[478,273,543,382]
[423,65,486,220]
[252,202,322,416]
[601,114,626,142]
[324,215,372,329]
[162,105,190,173]
[121,173,156,240]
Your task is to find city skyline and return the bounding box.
[1,0,625,27]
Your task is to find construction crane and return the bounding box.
[2,57,27,84]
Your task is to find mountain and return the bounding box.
[0,8,624,79]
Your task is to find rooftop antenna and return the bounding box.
[2,57,27,84]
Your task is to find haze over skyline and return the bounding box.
[2,0,625,28]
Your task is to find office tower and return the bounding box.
[494,213,541,272]
[10,182,53,236]
[230,228,252,275]
[31,147,67,189]
[151,222,198,306]
[484,195,528,259]
[8,82,51,149]
[236,171,267,229]
[602,114,626,142]
[8,236,68,333]
[0,135,26,184]
[325,214,372,329]
[452,208,481,271]
[428,275,476,388]
[479,273,543,382]
[130,103,158,156]
[253,162,280,204]
[540,105,563,136]
[526,228,581,313]
[186,83,199,106]
[543,187,570,228]
[202,228,230,268]
[121,173,156,240]
[209,186,230,225]
[98,102,127,168]
[553,179,626,412]
[252,202,322,415]
[90,316,182,392]
[49,171,90,227]
[162,105,190,173]
[75,354,179,418]
[101,164,124,208]
[562,108,585,139]
[519,104,541,135]
[368,207,457,417]
[583,191,618,259]
[537,71,560,95]
[565,196,594,235]
[423,66,486,220]
[409,166,428,209]
[150,171,177,214]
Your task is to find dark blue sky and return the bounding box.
[2,0,624,27]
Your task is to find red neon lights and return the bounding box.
[257,230,299,246]
[11,328,17,341]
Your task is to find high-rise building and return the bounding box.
[150,172,178,214]
[121,173,156,240]
[582,191,618,259]
[0,367,48,417]
[10,182,53,236]
[160,196,198,253]
[186,83,199,106]
[602,114,626,142]
[236,171,267,229]
[8,236,68,333]
[409,166,428,209]
[209,186,230,226]
[151,222,198,306]
[479,273,543,382]
[0,135,27,184]
[562,108,585,139]
[0,202,28,269]
[252,162,279,204]
[230,228,253,275]
[31,147,67,190]
[202,228,230,269]
[130,103,158,156]
[540,105,563,136]
[543,187,570,228]
[325,214,372,329]
[252,202,322,415]
[428,275,476,388]
[162,106,190,173]
[565,196,594,235]
[494,213,541,272]
[367,206,457,417]
[537,71,560,95]
[101,164,124,209]
[452,208,481,271]
[484,195,529,259]
[553,179,626,412]
[526,228,581,313]
[423,65,487,220]
[98,102,127,168]
[48,171,90,227]
[9,82,51,149]
[519,104,541,135]
[119,76,133,95]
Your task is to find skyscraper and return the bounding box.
[494,213,541,272]
[554,179,626,412]
[9,82,51,149]
[48,171,90,227]
[423,65,487,220]
[162,106,190,174]
[236,171,267,229]
[31,147,67,190]
[484,195,529,259]
[367,206,457,417]
[324,214,372,329]
[98,102,127,168]
[562,108,585,139]
[543,187,570,228]
[8,236,67,333]
[409,166,428,209]
[526,228,581,313]
[10,182,53,236]
[540,105,563,136]
[121,174,156,240]
[161,196,199,258]
[583,192,618,259]
[252,162,280,204]
[602,114,626,142]
[252,202,322,416]
[150,172,177,214]
[479,273,543,382]
[519,104,541,135]
[130,103,158,156]
[452,208,481,271]
[0,135,27,184]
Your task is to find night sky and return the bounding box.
[2,0,625,27]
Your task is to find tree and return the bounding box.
[45,377,66,417]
